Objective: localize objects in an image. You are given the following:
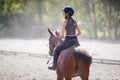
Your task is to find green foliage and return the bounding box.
[0,0,120,39]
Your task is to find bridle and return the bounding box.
[47,29,61,64]
[49,35,58,56]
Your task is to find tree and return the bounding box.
[101,0,120,39]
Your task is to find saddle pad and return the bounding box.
[57,52,62,63]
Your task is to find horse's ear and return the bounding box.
[48,28,53,35]
[55,31,60,36]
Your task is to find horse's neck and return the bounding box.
[54,39,62,47]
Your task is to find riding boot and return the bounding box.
[48,62,57,70]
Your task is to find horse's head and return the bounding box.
[48,28,60,56]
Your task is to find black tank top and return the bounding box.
[65,18,77,36]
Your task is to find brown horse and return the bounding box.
[48,28,92,80]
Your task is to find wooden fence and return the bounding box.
[0,50,120,65]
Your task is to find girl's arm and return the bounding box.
[60,21,66,39]
[75,23,81,36]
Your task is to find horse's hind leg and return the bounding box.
[78,60,90,80]
[65,78,71,80]
[65,68,74,80]
[57,76,64,80]
[64,76,72,80]
[57,73,64,80]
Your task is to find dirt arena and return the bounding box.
[0,54,120,80]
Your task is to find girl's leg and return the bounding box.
[48,41,66,70]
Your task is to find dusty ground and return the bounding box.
[0,54,120,80]
[0,39,120,80]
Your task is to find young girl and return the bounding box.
[48,6,81,70]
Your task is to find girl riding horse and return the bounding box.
[48,6,81,70]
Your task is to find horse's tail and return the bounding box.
[74,50,92,65]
